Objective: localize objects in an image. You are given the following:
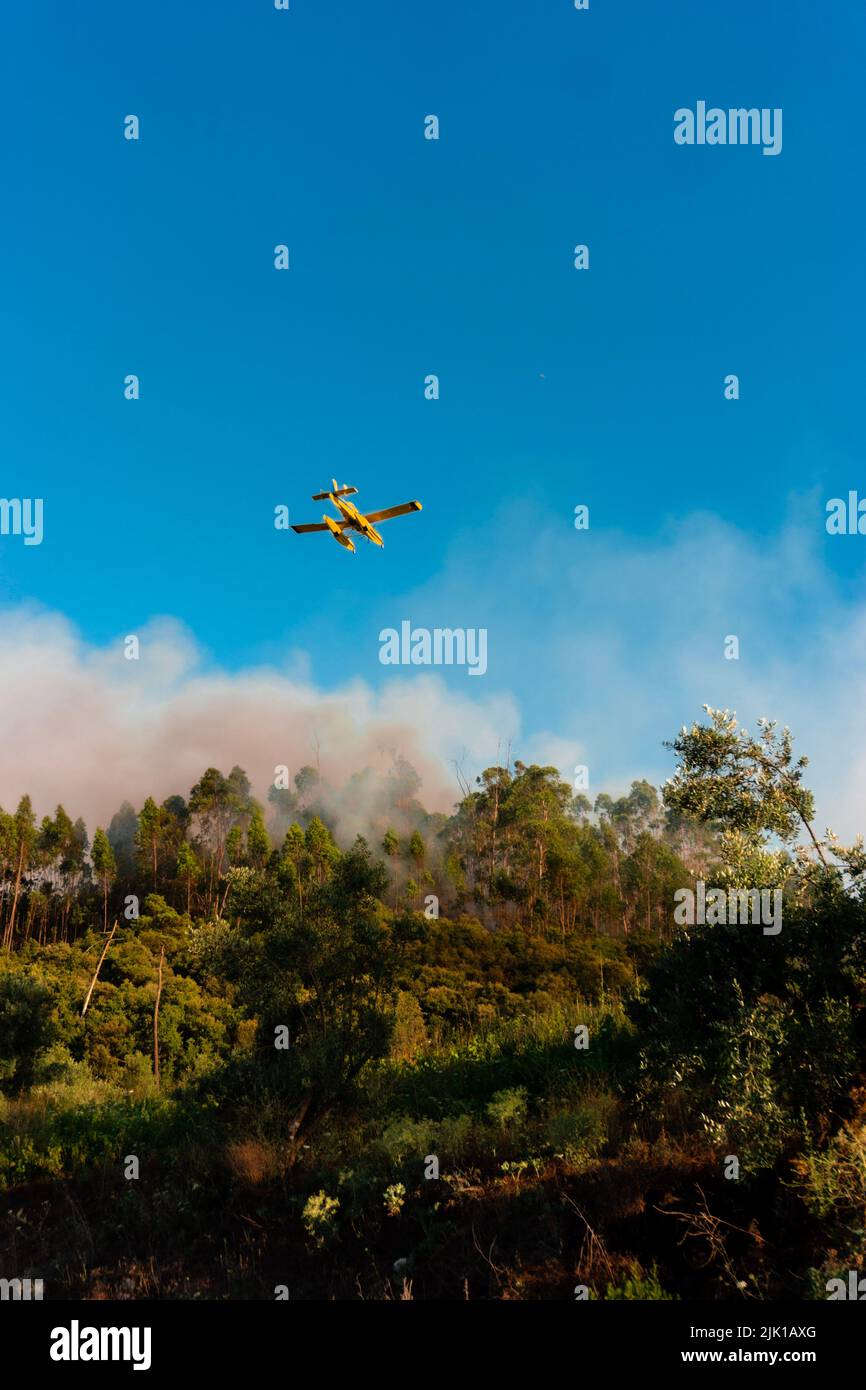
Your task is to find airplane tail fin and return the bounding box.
[312,479,358,500]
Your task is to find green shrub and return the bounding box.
[436,1112,474,1159]
[486,1087,528,1130]
[792,1123,866,1233]
[379,1115,437,1164]
[0,1087,183,1188]
[0,972,56,1093]
[546,1089,616,1164]
[390,992,427,1061]
[605,1264,678,1300]
[302,1190,340,1246]
[383,1182,406,1216]
[31,1043,81,1087]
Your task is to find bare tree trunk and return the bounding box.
[6,843,25,951]
[217,876,233,919]
[153,945,165,1088]
[81,920,117,1016]
[286,1091,313,1168]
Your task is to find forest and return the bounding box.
[1,707,865,1301]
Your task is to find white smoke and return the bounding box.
[0,605,521,836]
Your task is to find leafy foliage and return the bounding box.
[1,716,865,1300]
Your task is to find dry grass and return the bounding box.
[225,1138,282,1187]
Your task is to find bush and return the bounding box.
[32,1043,81,1087]
[605,1264,678,1300]
[379,1116,436,1164]
[792,1123,866,1235]
[383,1182,406,1216]
[0,1086,183,1188]
[390,992,427,1061]
[0,972,56,1093]
[630,886,866,1169]
[486,1087,528,1130]
[226,1137,281,1186]
[302,1190,340,1247]
[545,1089,617,1164]
[436,1112,474,1160]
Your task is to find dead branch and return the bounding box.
[81,920,117,1016]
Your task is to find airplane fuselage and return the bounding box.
[332,494,384,546]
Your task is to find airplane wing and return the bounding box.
[291,523,329,533]
[364,501,422,524]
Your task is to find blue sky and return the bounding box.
[1,0,865,827]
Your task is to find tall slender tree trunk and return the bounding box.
[6,843,26,950]
[153,945,165,1088]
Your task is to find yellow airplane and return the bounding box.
[291,479,422,553]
